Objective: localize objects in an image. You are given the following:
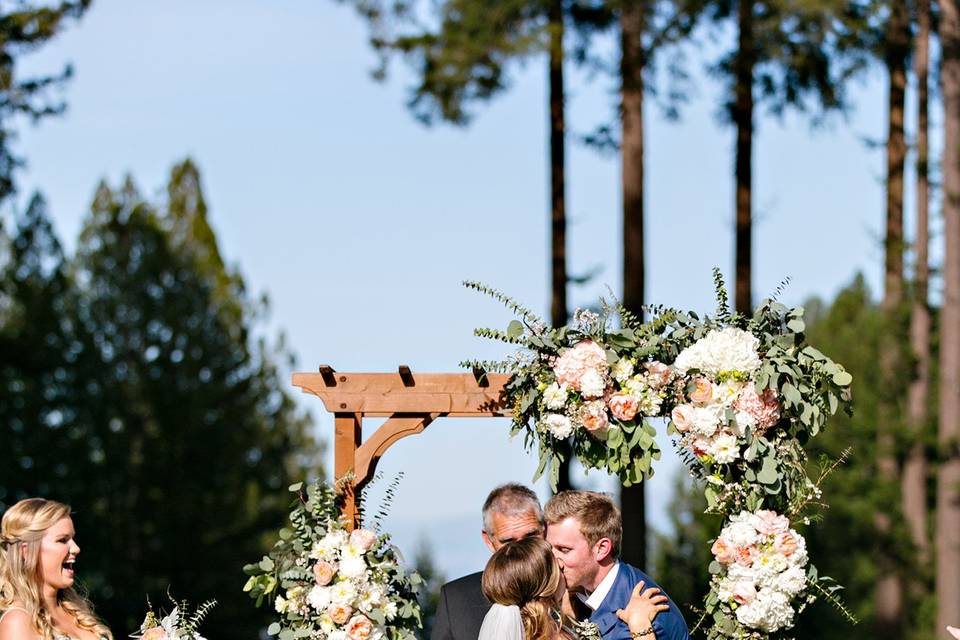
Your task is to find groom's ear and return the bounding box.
[593,537,614,563]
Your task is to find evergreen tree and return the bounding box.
[0,1,91,203]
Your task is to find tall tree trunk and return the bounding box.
[620,0,646,571]
[938,0,960,630]
[548,0,572,493]
[733,0,754,315]
[903,0,931,595]
[875,3,909,635]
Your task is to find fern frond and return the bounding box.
[463,280,545,326]
[187,600,217,630]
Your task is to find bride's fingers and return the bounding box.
[631,581,646,598]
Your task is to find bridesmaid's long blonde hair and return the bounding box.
[0,498,112,640]
[482,537,564,640]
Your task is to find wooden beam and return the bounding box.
[334,413,362,529]
[355,413,440,489]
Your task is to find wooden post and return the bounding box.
[335,412,362,529]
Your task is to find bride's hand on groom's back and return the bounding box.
[615,581,670,636]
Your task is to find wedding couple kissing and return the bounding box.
[432,485,689,640]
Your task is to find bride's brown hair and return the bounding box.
[0,498,112,640]
[482,537,563,640]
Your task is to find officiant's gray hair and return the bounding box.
[482,483,544,535]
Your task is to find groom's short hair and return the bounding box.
[482,483,543,535]
[544,490,622,558]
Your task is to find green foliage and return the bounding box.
[0,161,319,636]
[0,1,91,203]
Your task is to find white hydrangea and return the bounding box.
[543,413,574,439]
[580,369,606,399]
[788,532,808,567]
[328,631,349,640]
[542,383,568,410]
[307,585,331,612]
[673,328,762,377]
[737,588,795,632]
[611,358,635,383]
[711,432,740,464]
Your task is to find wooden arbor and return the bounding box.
[292,365,511,527]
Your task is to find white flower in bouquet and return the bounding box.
[330,580,358,606]
[328,630,349,640]
[313,530,348,560]
[308,585,332,612]
[383,601,399,621]
[338,554,367,579]
[579,369,606,399]
[689,405,723,437]
[711,432,740,464]
[754,549,789,581]
[543,413,574,439]
[611,358,635,383]
[554,340,608,391]
[359,585,386,612]
[736,588,795,632]
[542,383,568,410]
[714,380,745,406]
[637,389,662,416]
[777,565,808,597]
[723,519,759,549]
[274,595,288,614]
[673,328,762,377]
[349,529,378,552]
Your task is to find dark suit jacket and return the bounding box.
[431,571,490,640]
[589,562,690,640]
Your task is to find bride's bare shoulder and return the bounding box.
[0,610,39,640]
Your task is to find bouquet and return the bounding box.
[244,480,421,640]
[131,597,216,640]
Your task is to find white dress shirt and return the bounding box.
[576,561,621,611]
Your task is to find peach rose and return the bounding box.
[689,377,713,404]
[608,393,640,421]
[328,603,353,625]
[314,560,335,586]
[350,528,378,552]
[711,537,736,565]
[141,628,166,640]
[736,545,757,566]
[644,361,673,388]
[580,400,610,438]
[554,340,607,390]
[775,532,798,557]
[753,510,790,536]
[346,614,375,640]
[671,405,693,432]
[732,580,757,605]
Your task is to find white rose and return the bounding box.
[579,369,606,399]
[543,413,574,439]
[543,383,568,410]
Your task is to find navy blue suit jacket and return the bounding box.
[588,562,690,640]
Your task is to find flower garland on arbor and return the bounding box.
[463,271,857,639]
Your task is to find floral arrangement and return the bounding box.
[465,270,857,638]
[709,510,808,633]
[132,597,216,640]
[243,480,421,640]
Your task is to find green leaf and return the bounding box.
[267,623,281,636]
[833,369,853,386]
[787,318,805,333]
[757,456,779,484]
[259,557,275,572]
[507,320,524,338]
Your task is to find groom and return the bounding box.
[546,491,690,640]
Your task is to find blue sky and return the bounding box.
[9,0,924,581]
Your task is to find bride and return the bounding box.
[0,498,112,640]
[480,536,668,640]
